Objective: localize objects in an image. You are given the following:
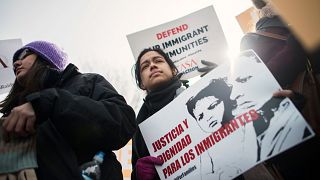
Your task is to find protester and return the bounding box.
[240,0,307,88]
[240,1,320,179]
[131,48,247,180]
[131,48,187,180]
[0,40,136,180]
[131,46,311,180]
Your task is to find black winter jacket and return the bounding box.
[25,64,136,180]
[240,16,307,88]
[131,78,182,180]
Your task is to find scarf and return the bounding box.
[136,77,182,124]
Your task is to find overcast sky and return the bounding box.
[0,0,251,110]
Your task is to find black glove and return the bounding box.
[198,60,218,77]
[177,73,189,88]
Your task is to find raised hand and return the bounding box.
[198,60,218,77]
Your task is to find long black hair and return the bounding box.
[0,56,52,115]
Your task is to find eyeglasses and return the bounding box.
[17,48,33,60]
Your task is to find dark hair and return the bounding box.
[134,48,178,89]
[0,56,52,114]
[186,78,237,125]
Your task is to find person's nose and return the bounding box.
[13,60,22,71]
[149,61,157,71]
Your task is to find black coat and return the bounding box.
[25,64,136,180]
[240,16,307,88]
[241,17,320,179]
[131,78,182,180]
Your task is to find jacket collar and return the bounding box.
[143,77,182,115]
[56,63,80,87]
[256,16,287,31]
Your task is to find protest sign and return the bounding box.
[139,50,315,180]
[127,6,229,80]
[0,39,23,95]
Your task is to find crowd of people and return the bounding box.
[1,0,319,180]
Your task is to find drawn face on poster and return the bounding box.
[187,51,312,162]
[187,52,277,136]
[186,76,258,179]
[229,54,265,116]
[186,78,237,133]
[192,95,224,132]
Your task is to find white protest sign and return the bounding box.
[127,6,229,80]
[139,50,315,180]
[0,39,22,95]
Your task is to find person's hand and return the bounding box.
[2,102,36,137]
[177,73,189,88]
[273,89,305,110]
[136,156,163,180]
[272,89,294,98]
[198,60,218,77]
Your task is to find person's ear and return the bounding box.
[172,69,178,76]
[140,83,146,90]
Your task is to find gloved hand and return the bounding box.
[136,156,163,180]
[198,60,218,77]
[177,73,189,88]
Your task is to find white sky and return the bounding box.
[0,0,252,110]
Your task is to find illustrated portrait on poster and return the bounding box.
[139,50,314,180]
[185,51,313,179]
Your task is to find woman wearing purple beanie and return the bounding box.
[0,40,136,180]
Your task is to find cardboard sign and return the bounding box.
[127,6,229,80]
[139,50,314,180]
[0,39,22,95]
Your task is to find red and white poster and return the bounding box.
[127,6,229,80]
[0,39,22,95]
[139,50,315,180]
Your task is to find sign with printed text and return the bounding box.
[139,50,315,180]
[0,39,22,95]
[127,6,229,80]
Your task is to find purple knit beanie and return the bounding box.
[13,41,68,70]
